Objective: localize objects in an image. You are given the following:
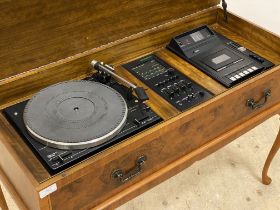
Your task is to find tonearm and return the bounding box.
[91,60,149,102]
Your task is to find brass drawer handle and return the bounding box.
[112,155,147,184]
[246,89,271,110]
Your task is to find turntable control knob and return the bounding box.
[180,85,186,91]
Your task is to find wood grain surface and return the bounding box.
[0,184,8,210]
[0,5,279,210]
[95,103,280,210]
[217,9,280,57]
[0,7,219,109]
[0,0,219,80]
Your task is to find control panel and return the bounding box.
[167,25,274,87]
[123,55,213,111]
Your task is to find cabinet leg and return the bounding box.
[0,184,9,210]
[262,126,280,185]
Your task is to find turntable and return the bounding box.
[3,61,162,174]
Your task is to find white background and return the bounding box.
[223,0,280,35]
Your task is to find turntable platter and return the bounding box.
[23,81,128,150]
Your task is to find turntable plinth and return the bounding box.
[0,1,280,210]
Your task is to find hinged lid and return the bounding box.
[0,0,220,80]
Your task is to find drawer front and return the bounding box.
[50,68,280,210]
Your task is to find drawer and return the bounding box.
[49,67,280,210]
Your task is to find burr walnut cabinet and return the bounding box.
[0,0,280,209]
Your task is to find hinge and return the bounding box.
[222,0,228,22]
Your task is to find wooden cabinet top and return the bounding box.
[0,0,220,80]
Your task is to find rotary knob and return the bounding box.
[186,82,193,89]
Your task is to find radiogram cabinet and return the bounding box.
[0,1,280,210]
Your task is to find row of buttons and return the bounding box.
[228,66,259,82]
[161,80,193,98]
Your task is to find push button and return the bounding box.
[235,75,241,79]
[251,66,258,70]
